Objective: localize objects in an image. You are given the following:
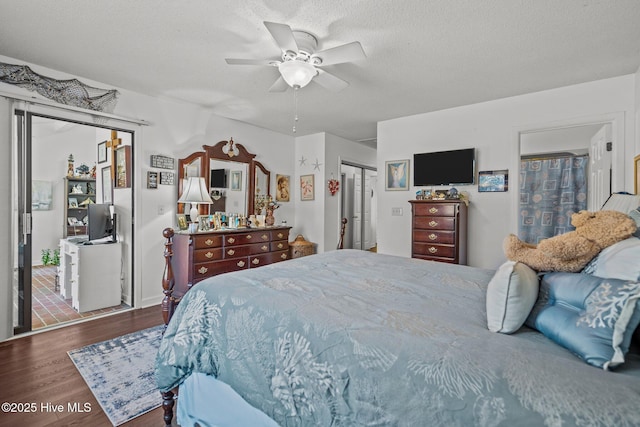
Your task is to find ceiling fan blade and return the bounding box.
[225,58,278,66]
[264,21,299,53]
[268,76,289,92]
[313,69,349,92]
[312,41,366,66]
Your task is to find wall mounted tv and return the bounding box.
[413,148,476,186]
[210,168,227,188]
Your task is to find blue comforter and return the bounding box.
[155,250,640,426]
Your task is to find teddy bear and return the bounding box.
[503,210,637,272]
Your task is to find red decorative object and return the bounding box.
[328,178,340,196]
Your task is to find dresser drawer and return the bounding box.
[413,230,455,244]
[250,242,272,255]
[270,240,289,252]
[193,247,223,263]
[225,231,271,246]
[249,250,289,267]
[414,216,456,230]
[193,258,249,282]
[413,243,456,258]
[222,245,252,258]
[192,235,223,249]
[413,203,457,217]
[271,229,289,241]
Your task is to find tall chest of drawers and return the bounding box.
[171,226,291,297]
[409,200,468,265]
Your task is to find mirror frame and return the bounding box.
[201,140,269,217]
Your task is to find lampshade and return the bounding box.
[278,60,317,88]
[178,177,213,222]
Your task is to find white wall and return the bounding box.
[293,133,325,250]
[378,75,636,270]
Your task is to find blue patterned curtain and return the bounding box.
[519,154,588,243]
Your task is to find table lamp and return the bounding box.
[178,177,213,223]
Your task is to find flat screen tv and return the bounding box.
[413,148,476,186]
[210,168,227,188]
[88,203,115,242]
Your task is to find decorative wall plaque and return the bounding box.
[160,172,175,185]
[150,155,175,169]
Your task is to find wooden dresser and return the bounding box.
[409,200,468,264]
[171,226,291,296]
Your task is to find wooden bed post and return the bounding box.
[162,390,175,426]
[161,228,175,328]
[337,218,347,249]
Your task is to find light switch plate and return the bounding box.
[391,207,403,216]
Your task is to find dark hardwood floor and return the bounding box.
[0,305,173,427]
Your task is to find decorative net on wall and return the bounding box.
[0,62,119,113]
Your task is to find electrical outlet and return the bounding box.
[391,207,403,216]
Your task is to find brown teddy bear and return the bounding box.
[504,210,637,272]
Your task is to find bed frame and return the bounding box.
[159,219,348,425]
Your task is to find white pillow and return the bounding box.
[589,237,640,281]
[486,261,540,334]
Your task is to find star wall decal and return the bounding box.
[313,159,322,171]
[299,155,307,166]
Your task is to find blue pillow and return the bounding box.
[526,272,640,369]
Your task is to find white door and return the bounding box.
[588,124,612,210]
[353,172,362,249]
[363,174,372,250]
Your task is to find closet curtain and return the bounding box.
[519,154,588,244]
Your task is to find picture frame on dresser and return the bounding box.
[385,159,409,191]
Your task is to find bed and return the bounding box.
[155,241,640,426]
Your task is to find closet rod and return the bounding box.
[0,89,149,126]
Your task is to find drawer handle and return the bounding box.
[280,253,288,260]
[428,247,438,254]
[227,249,235,256]
[205,239,214,246]
[252,258,260,265]
[205,251,214,259]
[245,234,252,240]
[428,233,437,241]
[429,207,438,214]
[237,260,245,267]
[261,245,268,251]
[261,234,269,240]
[198,266,208,274]
[228,237,235,244]
[277,243,284,249]
[428,220,438,227]
[277,233,284,239]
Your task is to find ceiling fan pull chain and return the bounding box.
[293,86,299,133]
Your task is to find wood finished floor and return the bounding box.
[0,305,174,427]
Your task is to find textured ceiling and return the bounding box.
[1,0,639,144]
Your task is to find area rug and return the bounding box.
[68,325,164,426]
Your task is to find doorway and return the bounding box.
[340,162,377,250]
[517,122,614,243]
[13,112,134,335]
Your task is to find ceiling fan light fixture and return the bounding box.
[278,60,317,88]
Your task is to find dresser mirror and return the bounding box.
[178,139,270,219]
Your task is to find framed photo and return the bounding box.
[478,170,509,192]
[97,140,107,164]
[635,154,640,194]
[68,197,78,208]
[385,159,409,191]
[300,174,314,201]
[147,171,158,189]
[101,166,112,204]
[230,170,242,191]
[115,145,131,188]
[276,174,290,202]
[176,214,188,231]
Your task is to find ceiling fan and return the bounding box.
[225,21,366,92]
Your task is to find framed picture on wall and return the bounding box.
[385,159,409,191]
[102,166,112,204]
[276,174,290,202]
[147,171,158,189]
[478,170,509,192]
[300,174,314,201]
[97,140,107,164]
[115,145,131,188]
